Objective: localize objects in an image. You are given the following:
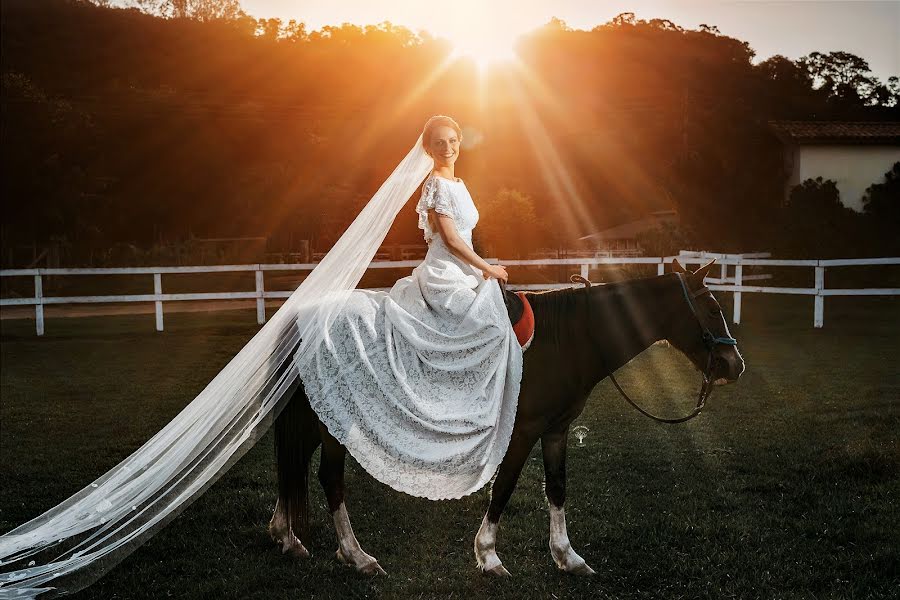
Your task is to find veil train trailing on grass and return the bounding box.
[0,131,439,597]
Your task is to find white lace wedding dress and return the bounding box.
[293,173,524,500]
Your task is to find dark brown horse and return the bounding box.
[268,258,745,576]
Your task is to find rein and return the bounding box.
[571,272,738,424]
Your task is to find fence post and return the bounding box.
[580,263,589,280]
[154,273,164,332]
[733,262,742,324]
[255,268,266,325]
[657,261,665,276]
[814,265,825,328]
[34,273,44,336]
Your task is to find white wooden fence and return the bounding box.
[1,254,898,335]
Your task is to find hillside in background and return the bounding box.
[2,0,898,265]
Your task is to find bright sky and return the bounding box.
[241,0,899,83]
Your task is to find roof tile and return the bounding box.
[769,121,900,144]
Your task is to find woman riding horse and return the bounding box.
[269,115,744,575]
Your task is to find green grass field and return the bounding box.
[1,294,898,599]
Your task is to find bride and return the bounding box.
[419,116,509,284]
[294,115,524,500]
[0,115,524,595]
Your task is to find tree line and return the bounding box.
[1,0,898,266]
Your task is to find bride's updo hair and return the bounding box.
[422,115,463,156]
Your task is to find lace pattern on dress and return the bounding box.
[415,175,456,243]
[293,171,523,501]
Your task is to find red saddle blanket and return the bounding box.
[512,291,535,351]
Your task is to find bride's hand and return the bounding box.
[484,265,508,283]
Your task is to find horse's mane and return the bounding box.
[523,273,675,349]
[524,286,583,336]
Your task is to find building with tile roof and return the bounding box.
[769,121,900,211]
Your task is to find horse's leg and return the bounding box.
[269,497,308,558]
[542,427,595,575]
[475,431,537,577]
[318,425,386,576]
[269,388,319,559]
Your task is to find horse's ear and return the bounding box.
[671,258,687,273]
[570,274,591,288]
[692,259,717,283]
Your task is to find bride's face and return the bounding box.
[427,125,461,167]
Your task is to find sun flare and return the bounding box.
[433,6,524,70]
[448,34,520,69]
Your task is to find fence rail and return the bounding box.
[2,252,898,335]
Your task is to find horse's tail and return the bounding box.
[273,385,317,544]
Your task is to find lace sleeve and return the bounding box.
[415,176,456,240]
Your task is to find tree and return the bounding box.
[3,0,896,265]
[609,12,636,27]
[877,76,900,108]
[757,55,812,87]
[753,55,820,117]
[635,221,699,257]
[861,162,900,253]
[799,51,882,106]
[283,19,309,43]
[125,0,245,21]
[862,162,900,219]
[257,17,282,40]
[777,177,863,257]
[0,72,111,252]
[474,188,542,258]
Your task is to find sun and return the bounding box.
[433,8,523,71]
[448,33,520,70]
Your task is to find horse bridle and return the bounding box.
[573,271,738,424]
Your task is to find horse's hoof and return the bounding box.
[336,549,386,576]
[567,562,596,576]
[269,525,309,559]
[483,564,512,577]
[284,542,310,559]
[267,525,282,544]
[360,561,387,576]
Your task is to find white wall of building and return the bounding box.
[789,145,900,212]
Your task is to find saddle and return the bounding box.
[500,282,535,351]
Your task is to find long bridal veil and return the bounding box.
[0,132,435,598]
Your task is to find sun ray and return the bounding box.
[504,62,601,244]
[341,50,459,171]
[502,58,682,375]
[510,57,677,220]
[255,49,462,275]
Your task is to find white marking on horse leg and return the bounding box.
[474,514,510,576]
[549,506,594,575]
[268,498,309,558]
[269,498,287,536]
[332,502,385,575]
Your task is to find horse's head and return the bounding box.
[666,259,745,386]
